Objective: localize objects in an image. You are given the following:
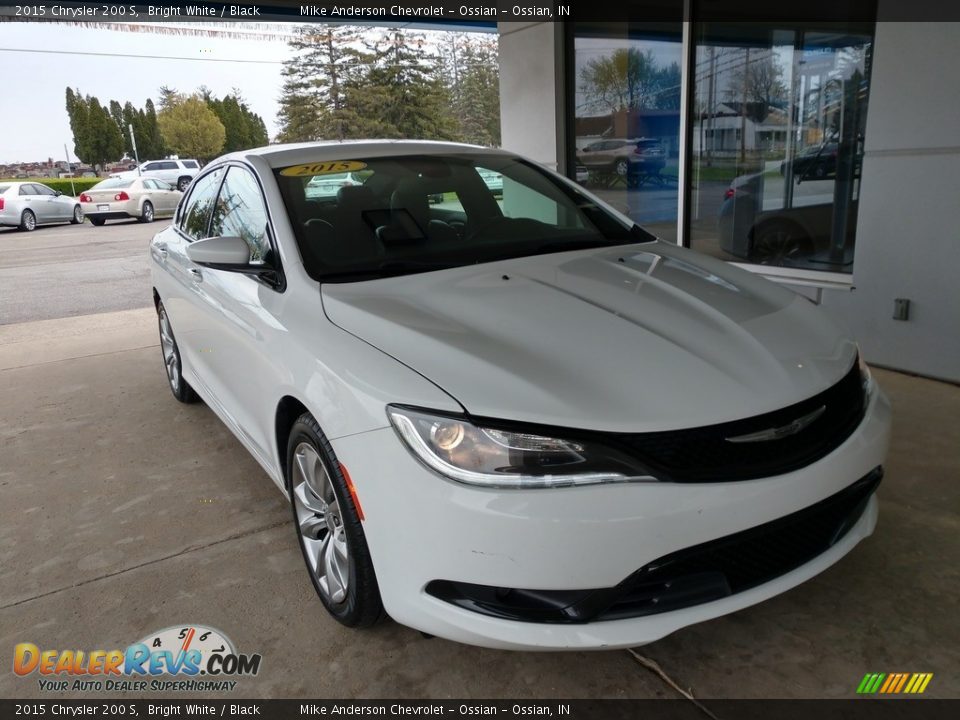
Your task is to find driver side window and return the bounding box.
[179,168,224,241]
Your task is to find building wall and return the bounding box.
[498,22,563,170]
[498,17,960,383]
[820,19,960,382]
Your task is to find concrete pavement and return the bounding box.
[0,310,957,699]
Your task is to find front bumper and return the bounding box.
[332,386,890,650]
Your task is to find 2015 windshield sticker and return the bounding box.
[280,160,367,177]
[13,624,262,693]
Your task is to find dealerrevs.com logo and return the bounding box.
[13,624,262,692]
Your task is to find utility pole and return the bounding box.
[129,124,141,175]
[62,144,75,197]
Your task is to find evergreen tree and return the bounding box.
[446,35,501,145]
[143,99,166,158]
[206,92,269,152]
[277,24,366,142]
[360,29,458,140]
[65,89,124,172]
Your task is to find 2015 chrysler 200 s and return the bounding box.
[149,141,890,650]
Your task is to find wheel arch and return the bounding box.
[275,395,311,489]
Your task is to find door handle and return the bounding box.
[189,268,203,283]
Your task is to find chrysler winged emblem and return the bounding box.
[726,405,827,443]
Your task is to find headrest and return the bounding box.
[336,185,375,209]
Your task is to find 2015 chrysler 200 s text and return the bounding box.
[149,141,890,650]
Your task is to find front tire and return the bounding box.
[139,201,154,223]
[156,300,199,404]
[177,176,191,192]
[615,159,629,177]
[287,413,383,628]
[20,209,36,232]
[71,205,83,224]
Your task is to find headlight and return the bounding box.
[387,406,656,489]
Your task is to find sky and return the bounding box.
[0,22,293,163]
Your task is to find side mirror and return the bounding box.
[54,190,63,196]
[186,236,251,267]
[185,235,285,290]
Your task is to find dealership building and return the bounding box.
[493,5,959,383]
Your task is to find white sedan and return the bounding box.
[81,176,181,226]
[149,141,890,650]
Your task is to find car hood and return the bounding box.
[321,242,857,432]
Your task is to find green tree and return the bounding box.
[65,89,124,172]
[142,99,166,158]
[277,24,367,142]
[206,92,269,152]
[440,34,501,145]
[157,95,226,161]
[360,29,459,140]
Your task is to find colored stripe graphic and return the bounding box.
[858,672,933,694]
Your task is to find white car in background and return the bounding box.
[80,176,182,226]
[112,158,200,191]
[149,141,890,650]
[0,181,83,231]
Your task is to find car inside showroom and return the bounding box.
[0,1,956,717]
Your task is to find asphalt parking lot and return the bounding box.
[0,222,958,701]
[0,220,155,325]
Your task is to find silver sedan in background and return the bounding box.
[0,182,83,231]
[80,176,182,226]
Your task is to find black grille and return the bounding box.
[426,467,882,624]
[616,359,866,482]
[601,467,881,620]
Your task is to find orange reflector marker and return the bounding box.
[340,463,364,521]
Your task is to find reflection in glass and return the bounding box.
[690,23,873,273]
[572,21,683,242]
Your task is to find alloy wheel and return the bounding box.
[158,306,180,394]
[291,442,351,605]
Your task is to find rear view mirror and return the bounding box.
[186,236,251,267]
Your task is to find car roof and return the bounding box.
[219,140,512,170]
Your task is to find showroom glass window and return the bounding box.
[688,21,874,273]
[570,16,684,242]
[208,167,270,263]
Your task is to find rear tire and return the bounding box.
[89,217,106,226]
[749,220,814,265]
[19,209,36,232]
[139,201,154,224]
[287,413,384,628]
[71,205,83,224]
[156,300,200,404]
[177,176,191,192]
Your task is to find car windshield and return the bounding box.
[274,153,652,282]
[94,178,134,189]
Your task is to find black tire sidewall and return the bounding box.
[21,210,35,231]
[286,414,382,628]
[141,202,154,223]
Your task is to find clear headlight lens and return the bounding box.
[388,406,657,489]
